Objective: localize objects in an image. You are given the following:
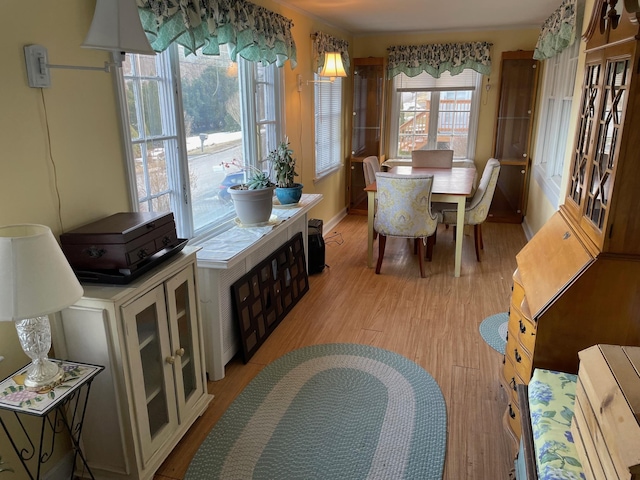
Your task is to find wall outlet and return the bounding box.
[297,74,303,92]
[24,44,51,88]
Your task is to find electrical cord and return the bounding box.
[324,231,344,245]
[40,88,65,233]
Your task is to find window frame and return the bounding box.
[314,74,343,181]
[388,70,482,160]
[115,45,284,241]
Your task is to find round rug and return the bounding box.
[186,343,447,480]
[479,312,509,354]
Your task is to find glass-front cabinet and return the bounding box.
[348,57,387,214]
[489,51,540,223]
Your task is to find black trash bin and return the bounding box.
[308,219,325,274]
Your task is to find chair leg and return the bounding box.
[478,223,484,250]
[425,230,436,261]
[375,234,387,274]
[417,238,426,278]
[474,224,482,262]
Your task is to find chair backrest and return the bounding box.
[411,149,454,168]
[465,158,501,225]
[362,156,380,186]
[373,172,438,238]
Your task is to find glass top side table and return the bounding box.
[0,360,103,480]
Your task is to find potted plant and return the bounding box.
[268,138,303,205]
[224,159,276,226]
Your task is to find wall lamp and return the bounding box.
[299,52,348,89]
[24,0,156,88]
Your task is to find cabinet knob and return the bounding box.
[175,348,185,357]
[166,356,175,365]
[519,320,526,334]
[509,403,516,419]
[514,349,522,363]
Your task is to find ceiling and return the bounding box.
[274,0,560,35]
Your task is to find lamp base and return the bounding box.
[23,359,65,391]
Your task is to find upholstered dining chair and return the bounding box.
[436,158,501,262]
[411,149,454,168]
[362,156,380,186]
[373,172,438,278]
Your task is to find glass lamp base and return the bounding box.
[23,359,64,391]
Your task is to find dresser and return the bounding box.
[502,0,640,444]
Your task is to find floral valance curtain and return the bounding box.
[137,0,297,68]
[533,0,578,60]
[312,32,350,75]
[387,42,492,79]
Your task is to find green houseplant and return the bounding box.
[224,159,276,225]
[268,139,303,205]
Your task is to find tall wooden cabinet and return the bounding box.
[52,247,212,480]
[489,51,540,223]
[502,0,640,444]
[348,57,387,214]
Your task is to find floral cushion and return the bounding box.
[528,369,585,480]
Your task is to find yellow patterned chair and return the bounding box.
[374,172,438,278]
[436,158,500,261]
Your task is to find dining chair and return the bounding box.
[411,149,454,168]
[373,172,438,278]
[436,158,501,261]
[362,156,380,186]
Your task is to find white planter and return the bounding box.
[228,186,275,225]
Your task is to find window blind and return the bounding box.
[315,76,343,177]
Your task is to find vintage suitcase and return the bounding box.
[60,212,179,273]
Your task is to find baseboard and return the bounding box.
[44,451,73,480]
[521,217,534,241]
[322,208,348,237]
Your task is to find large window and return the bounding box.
[314,75,343,179]
[117,44,284,240]
[532,40,580,207]
[389,70,482,159]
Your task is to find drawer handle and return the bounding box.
[509,404,516,419]
[519,320,526,334]
[138,248,149,259]
[84,246,106,258]
[514,349,522,363]
[509,377,517,391]
[563,231,571,240]
[505,331,509,342]
[146,222,156,229]
[162,236,172,246]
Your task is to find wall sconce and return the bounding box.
[24,0,156,88]
[302,52,348,88]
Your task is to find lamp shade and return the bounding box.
[82,0,156,55]
[0,224,83,321]
[319,52,347,78]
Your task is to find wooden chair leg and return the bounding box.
[478,223,484,250]
[417,238,426,278]
[414,238,418,255]
[375,234,387,274]
[474,224,482,262]
[425,232,435,261]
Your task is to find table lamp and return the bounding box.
[0,224,83,390]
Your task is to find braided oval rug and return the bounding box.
[185,343,446,480]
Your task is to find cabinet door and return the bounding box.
[165,264,205,422]
[122,284,178,465]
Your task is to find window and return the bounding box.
[532,40,580,207]
[314,75,343,179]
[389,70,482,159]
[117,44,284,240]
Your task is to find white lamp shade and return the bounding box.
[0,225,83,321]
[319,52,347,78]
[82,0,156,55]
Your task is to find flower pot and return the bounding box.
[228,185,275,225]
[275,183,303,205]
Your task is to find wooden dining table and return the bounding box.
[365,165,476,277]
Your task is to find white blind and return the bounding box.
[395,70,478,91]
[315,76,343,177]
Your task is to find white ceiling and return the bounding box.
[274,0,561,35]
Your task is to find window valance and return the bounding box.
[312,32,350,75]
[533,0,578,60]
[387,42,492,79]
[137,0,297,68]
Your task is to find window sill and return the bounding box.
[313,164,342,184]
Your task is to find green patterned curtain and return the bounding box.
[533,0,578,60]
[312,32,350,75]
[137,0,297,68]
[387,42,492,78]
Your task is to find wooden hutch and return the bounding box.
[502,0,640,444]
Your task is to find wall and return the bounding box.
[352,28,540,176]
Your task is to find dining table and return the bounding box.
[364,165,476,277]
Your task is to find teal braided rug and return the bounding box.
[479,312,509,354]
[185,343,447,480]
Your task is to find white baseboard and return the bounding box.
[44,452,73,480]
[321,208,348,237]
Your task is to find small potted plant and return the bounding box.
[268,138,303,205]
[223,159,276,225]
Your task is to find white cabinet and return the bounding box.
[53,247,212,480]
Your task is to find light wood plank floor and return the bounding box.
[155,214,528,479]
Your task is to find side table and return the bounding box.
[0,360,103,480]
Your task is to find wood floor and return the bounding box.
[155,214,528,480]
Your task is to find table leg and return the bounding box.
[367,190,375,268]
[454,197,465,277]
